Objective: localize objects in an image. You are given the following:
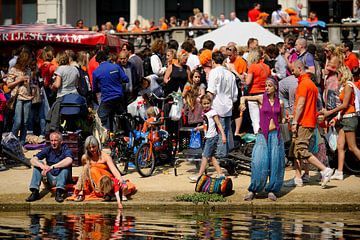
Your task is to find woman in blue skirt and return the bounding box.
[240,77,285,201]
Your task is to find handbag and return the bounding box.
[326,126,338,152]
[31,84,41,104]
[189,130,202,149]
[195,175,233,196]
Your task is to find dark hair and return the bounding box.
[343,40,354,51]
[203,40,215,50]
[167,39,179,51]
[307,44,317,56]
[181,41,194,53]
[276,42,284,50]
[76,19,84,25]
[247,38,258,48]
[285,36,296,48]
[265,44,278,59]
[95,50,108,63]
[212,52,225,64]
[127,41,135,53]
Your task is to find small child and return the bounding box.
[141,106,160,133]
[99,175,128,209]
[188,94,227,182]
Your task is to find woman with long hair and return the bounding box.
[321,65,360,180]
[240,77,285,201]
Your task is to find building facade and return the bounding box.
[0,0,357,27]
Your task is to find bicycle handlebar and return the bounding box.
[147,92,178,101]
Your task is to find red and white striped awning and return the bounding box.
[0,23,124,47]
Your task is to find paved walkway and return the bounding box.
[1,150,360,211]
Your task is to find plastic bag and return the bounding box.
[169,102,181,121]
[189,130,202,149]
[326,126,337,152]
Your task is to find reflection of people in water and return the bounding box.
[250,214,283,239]
[195,216,233,239]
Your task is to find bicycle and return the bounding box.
[134,92,179,177]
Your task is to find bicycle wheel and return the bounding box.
[344,150,360,174]
[111,144,129,175]
[135,143,155,177]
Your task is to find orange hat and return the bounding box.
[257,12,269,20]
[199,49,212,66]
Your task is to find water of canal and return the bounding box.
[0,209,359,239]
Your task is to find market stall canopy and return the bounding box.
[0,23,124,47]
[194,22,283,49]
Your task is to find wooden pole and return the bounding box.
[16,0,22,24]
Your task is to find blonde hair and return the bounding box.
[99,175,113,194]
[337,65,353,84]
[247,48,262,65]
[146,106,158,118]
[56,51,69,66]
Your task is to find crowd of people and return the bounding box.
[0,20,359,204]
[75,3,315,34]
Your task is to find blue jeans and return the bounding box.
[97,97,125,130]
[29,165,70,191]
[12,99,32,145]
[248,131,285,193]
[216,116,231,158]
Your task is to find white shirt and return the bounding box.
[230,17,241,23]
[207,66,238,117]
[218,19,230,26]
[150,54,166,77]
[186,53,200,71]
[204,109,218,138]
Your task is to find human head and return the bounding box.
[326,56,340,72]
[295,38,307,53]
[226,45,238,62]
[146,106,159,118]
[254,3,261,9]
[191,69,201,85]
[15,50,32,71]
[181,40,194,53]
[151,39,165,54]
[212,51,225,65]
[309,11,317,20]
[99,175,113,195]
[265,44,278,59]
[134,19,140,26]
[177,49,189,65]
[247,48,262,65]
[166,49,177,64]
[199,49,212,66]
[200,94,212,110]
[343,40,354,53]
[95,50,109,63]
[118,17,125,24]
[247,38,259,50]
[56,51,70,66]
[76,19,84,28]
[337,65,353,84]
[167,39,179,51]
[276,42,286,55]
[84,135,101,158]
[203,40,215,51]
[65,49,76,62]
[219,13,225,21]
[118,51,128,66]
[265,77,278,95]
[292,60,305,77]
[77,51,89,68]
[49,132,63,150]
[323,42,336,58]
[284,36,296,49]
[219,46,227,56]
[230,11,237,21]
[121,42,130,54]
[105,22,113,31]
[41,46,54,62]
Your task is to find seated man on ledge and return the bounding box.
[26,131,73,203]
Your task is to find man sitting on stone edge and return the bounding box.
[26,131,73,203]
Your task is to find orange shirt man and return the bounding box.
[344,52,359,72]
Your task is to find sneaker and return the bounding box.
[244,192,255,201]
[301,173,310,183]
[268,192,277,201]
[283,178,303,187]
[122,195,128,201]
[55,189,65,203]
[188,175,199,183]
[26,189,40,202]
[321,168,334,188]
[330,170,344,180]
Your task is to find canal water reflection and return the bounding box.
[0,209,359,239]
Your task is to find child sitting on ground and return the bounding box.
[99,175,128,209]
[188,94,227,182]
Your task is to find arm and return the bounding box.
[50,75,61,91]
[292,96,305,133]
[163,64,172,84]
[280,100,285,123]
[6,72,27,89]
[115,190,123,209]
[150,55,166,76]
[245,72,253,86]
[104,151,125,182]
[322,84,353,118]
[213,115,226,144]
[51,156,73,169]
[118,66,129,83]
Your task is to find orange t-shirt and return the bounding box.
[294,74,318,128]
[88,55,99,87]
[132,26,143,33]
[116,24,128,32]
[344,52,359,72]
[160,23,168,30]
[232,56,247,75]
[248,62,270,94]
[339,84,356,115]
[142,117,156,133]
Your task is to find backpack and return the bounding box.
[75,66,92,102]
[346,81,360,116]
[301,52,322,87]
[143,55,153,77]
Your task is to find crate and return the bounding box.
[46,131,84,167]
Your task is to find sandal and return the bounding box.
[74,194,85,202]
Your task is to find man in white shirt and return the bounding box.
[230,12,241,23]
[218,13,229,26]
[181,40,200,71]
[207,52,238,157]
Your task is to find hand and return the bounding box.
[317,114,324,122]
[291,124,297,135]
[329,119,336,126]
[240,103,246,112]
[222,135,227,144]
[118,201,123,209]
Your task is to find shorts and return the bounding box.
[340,116,358,132]
[202,136,219,158]
[293,126,314,160]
